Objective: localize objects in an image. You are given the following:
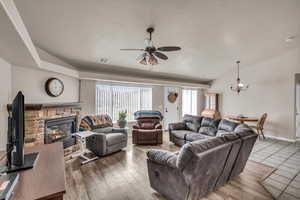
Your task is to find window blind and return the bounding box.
[95,84,152,121]
[182,89,197,116]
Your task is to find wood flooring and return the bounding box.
[64,135,275,200]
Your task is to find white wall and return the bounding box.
[210,48,300,140]
[152,86,164,113]
[197,89,206,115]
[0,57,11,150]
[12,66,79,103]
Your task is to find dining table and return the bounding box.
[225,115,259,124]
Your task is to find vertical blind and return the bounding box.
[182,89,198,116]
[95,84,152,121]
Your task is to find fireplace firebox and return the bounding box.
[44,116,77,148]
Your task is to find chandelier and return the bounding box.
[230,61,249,94]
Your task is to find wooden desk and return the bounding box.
[12,142,66,200]
[226,116,259,124]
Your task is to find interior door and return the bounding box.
[164,87,180,129]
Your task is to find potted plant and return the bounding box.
[117,110,127,128]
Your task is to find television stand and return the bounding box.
[5,152,39,173]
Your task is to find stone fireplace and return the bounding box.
[7,103,81,154]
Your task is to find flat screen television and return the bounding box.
[5,91,39,173]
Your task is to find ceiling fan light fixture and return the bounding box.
[139,57,147,65]
[148,55,158,65]
[121,27,181,66]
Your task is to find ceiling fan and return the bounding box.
[120,27,181,65]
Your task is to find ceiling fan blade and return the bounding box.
[157,46,181,51]
[154,52,168,60]
[120,48,144,51]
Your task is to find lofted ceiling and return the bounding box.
[0,0,40,68]
[14,0,300,83]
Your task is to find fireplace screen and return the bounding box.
[44,116,77,148]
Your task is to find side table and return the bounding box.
[70,131,98,164]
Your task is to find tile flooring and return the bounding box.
[249,139,300,199]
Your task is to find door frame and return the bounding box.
[295,74,300,139]
[164,87,181,130]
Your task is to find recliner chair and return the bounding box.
[79,114,128,156]
[132,110,163,145]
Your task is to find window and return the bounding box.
[95,84,152,121]
[182,89,197,116]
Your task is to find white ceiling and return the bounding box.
[0,1,39,68]
[14,0,300,83]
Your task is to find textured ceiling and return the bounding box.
[14,0,300,83]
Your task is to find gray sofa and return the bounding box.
[147,115,257,200]
[169,115,239,146]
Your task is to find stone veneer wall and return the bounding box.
[24,106,81,154]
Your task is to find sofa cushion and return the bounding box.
[183,114,202,123]
[94,127,113,133]
[169,122,186,130]
[199,117,220,136]
[186,122,200,132]
[185,133,212,142]
[216,130,231,137]
[218,119,238,132]
[177,137,226,169]
[171,130,194,139]
[106,133,126,146]
[199,127,218,136]
[183,115,202,132]
[201,117,220,128]
[140,122,156,129]
[234,123,251,132]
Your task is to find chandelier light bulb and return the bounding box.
[238,83,244,87]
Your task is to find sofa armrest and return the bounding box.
[147,149,178,168]
[86,133,106,156]
[155,124,162,129]
[169,122,186,130]
[132,124,140,129]
[112,127,128,136]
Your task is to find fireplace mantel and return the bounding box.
[7,102,81,111]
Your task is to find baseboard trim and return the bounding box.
[264,135,296,143]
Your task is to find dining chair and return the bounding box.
[250,113,267,139]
